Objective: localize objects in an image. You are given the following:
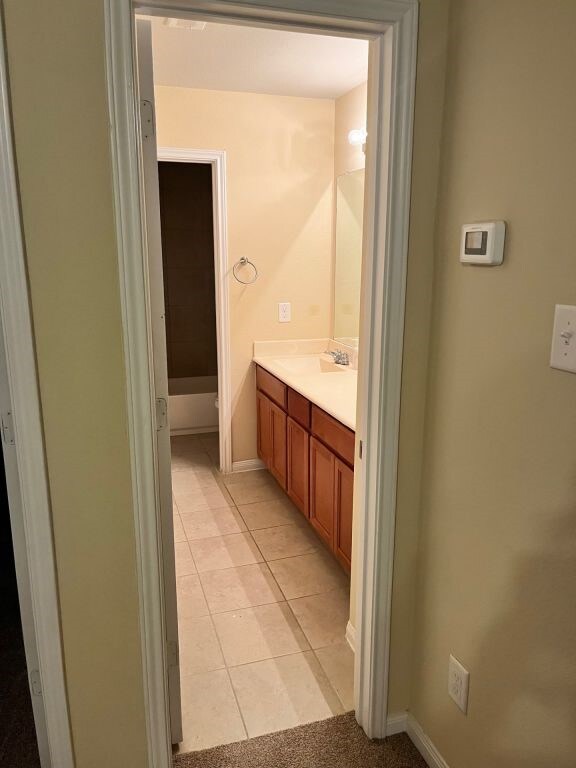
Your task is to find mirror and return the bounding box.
[333,168,365,348]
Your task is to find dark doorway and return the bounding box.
[0,451,40,767]
[158,161,217,383]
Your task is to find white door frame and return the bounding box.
[0,13,74,768]
[105,0,418,765]
[157,147,232,473]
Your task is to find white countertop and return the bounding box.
[253,348,357,431]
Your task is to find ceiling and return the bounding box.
[144,18,369,99]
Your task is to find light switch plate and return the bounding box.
[550,304,576,373]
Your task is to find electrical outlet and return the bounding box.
[448,655,469,714]
[278,302,291,323]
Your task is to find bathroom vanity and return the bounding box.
[253,346,357,574]
[248,167,363,575]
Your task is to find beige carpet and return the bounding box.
[173,713,426,768]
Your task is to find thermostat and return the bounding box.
[460,221,506,265]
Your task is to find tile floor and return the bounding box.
[171,433,355,754]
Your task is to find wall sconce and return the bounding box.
[348,128,367,146]
[348,128,367,154]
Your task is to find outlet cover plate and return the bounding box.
[278,302,291,323]
[448,654,469,714]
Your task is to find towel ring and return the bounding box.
[232,257,258,285]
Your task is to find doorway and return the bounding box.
[144,17,367,752]
[105,1,418,765]
[157,146,232,473]
[158,160,219,439]
[0,451,41,768]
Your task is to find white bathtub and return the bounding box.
[168,376,219,435]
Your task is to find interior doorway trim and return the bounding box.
[157,147,232,473]
[105,1,418,765]
[0,12,74,768]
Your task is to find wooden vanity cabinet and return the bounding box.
[256,364,354,573]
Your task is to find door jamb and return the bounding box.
[157,147,232,474]
[104,1,418,764]
[0,11,74,768]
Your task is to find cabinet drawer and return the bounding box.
[287,388,311,430]
[256,365,287,409]
[311,405,355,467]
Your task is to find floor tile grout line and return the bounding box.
[180,518,326,552]
[310,650,351,713]
[223,666,250,742]
[310,645,352,713]
[204,594,286,617]
[223,646,319,673]
[187,544,349,591]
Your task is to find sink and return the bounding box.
[273,355,346,375]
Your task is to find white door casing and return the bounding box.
[135,19,183,744]
[157,147,232,475]
[0,10,74,767]
[105,1,418,765]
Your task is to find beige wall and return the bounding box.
[410,1,576,766]
[3,2,148,767]
[155,86,335,462]
[334,81,367,177]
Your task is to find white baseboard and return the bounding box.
[406,714,450,768]
[345,620,356,652]
[231,458,265,473]
[170,426,219,436]
[386,711,408,735]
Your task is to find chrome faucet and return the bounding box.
[326,349,349,366]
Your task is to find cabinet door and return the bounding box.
[334,458,354,573]
[309,436,335,547]
[256,390,272,467]
[287,417,309,517]
[269,400,287,490]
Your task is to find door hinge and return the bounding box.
[167,640,179,668]
[359,440,363,460]
[29,669,42,697]
[155,397,168,431]
[1,410,14,446]
[140,99,155,140]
